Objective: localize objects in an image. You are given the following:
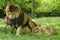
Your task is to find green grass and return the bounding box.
[0,17,60,40]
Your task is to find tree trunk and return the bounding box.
[31,0,34,18]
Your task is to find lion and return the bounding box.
[42,26,57,35]
[4,16,17,33]
[5,4,40,35]
[32,26,44,35]
[20,26,57,35]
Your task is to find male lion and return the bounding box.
[5,4,40,35]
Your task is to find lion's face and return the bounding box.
[5,4,21,19]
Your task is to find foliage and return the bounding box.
[0,0,60,17]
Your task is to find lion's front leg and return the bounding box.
[4,24,8,32]
[16,26,22,35]
[11,25,15,33]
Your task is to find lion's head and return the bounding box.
[5,4,22,19]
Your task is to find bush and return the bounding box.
[35,10,60,18]
[0,9,5,18]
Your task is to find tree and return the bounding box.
[31,0,34,18]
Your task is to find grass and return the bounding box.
[0,17,60,40]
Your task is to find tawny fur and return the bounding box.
[5,4,40,35]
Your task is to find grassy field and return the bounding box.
[0,17,60,40]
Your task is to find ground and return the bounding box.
[0,17,60,40]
